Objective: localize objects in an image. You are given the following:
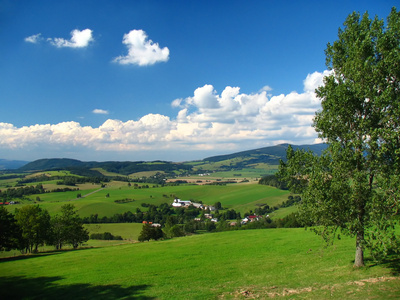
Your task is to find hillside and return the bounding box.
[203,143,327,163]
[1,229,398,299]
[15,143,327,174]
[0,159,29,170]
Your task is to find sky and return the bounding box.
[0,0,396,162]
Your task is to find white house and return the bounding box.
[172,198,192,207]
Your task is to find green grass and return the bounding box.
[85,223,143,241]
[0,228,399,299]
[4,181,291,217]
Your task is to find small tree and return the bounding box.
[138,223,164,242]
[138,223,153,242]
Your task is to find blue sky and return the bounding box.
[0,0,395,162]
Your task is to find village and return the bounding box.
[171,198,264,226]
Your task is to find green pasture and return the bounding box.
[85,223,143,241]
[0,223,143,259]
[1,228,399,299]
[4,181,291,218]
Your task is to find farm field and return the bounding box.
[0,228,399,299]
[85,223,143,241]
[3,179,290,218]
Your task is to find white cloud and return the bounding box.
[48,29,94,48]
[25,33,43,44]
[92,109,109,115]
[303,70,332,92]
[113,29,169,66]
[0,71,329,161]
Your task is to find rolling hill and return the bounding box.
[14,143,327,174]
[0,159,29,170]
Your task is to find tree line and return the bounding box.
[0,184,79,201]
[137,211,302,242]
[0,204,88,253]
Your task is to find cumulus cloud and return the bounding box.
[113,29,169,66]
[25,33,43,44]
[0,71,329,161]
[92,109,109,115]
[48,29,94,48]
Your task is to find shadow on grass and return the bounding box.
[0,246,105,263]
[0,252,62,263]
[368,255,400,275]
[0,276,155,299]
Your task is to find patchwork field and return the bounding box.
[1,228,399,299]
[4,180,290,218]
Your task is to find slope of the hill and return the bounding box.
[203,143,327,164]
[0,228,398,299]
[16,143,327,174]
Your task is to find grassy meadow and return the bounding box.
[1,228,399,299]
[4,177,290,218]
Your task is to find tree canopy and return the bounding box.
[278,7,400,267]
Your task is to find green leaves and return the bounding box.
[279,7,400,267]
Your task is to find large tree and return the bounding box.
[15,205,51,253]
[278,8,400,267]
[50,204,88,249]
[0,206,21,251]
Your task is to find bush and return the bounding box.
[90,232,123,240]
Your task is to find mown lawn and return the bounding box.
[1,228,399,299]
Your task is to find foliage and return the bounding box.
[278,8,400,267]
[50,204,89,250]
[14,205,51,253]
[0,206,21,251]
[90,232,123,240]
[138,223,164,242]
[258,174,287,190]
[0,184,45,200]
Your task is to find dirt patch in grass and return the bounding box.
[221,276,400,298]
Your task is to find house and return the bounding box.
[191,202,204,209]
[241,215,262,224]
[172,198,192,207]
[248,215,260,222]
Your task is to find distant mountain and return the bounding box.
[17,158,192,175]
[203,143,327,164]
[0,159,30,170]
[18,158,86,171]
[16,143,328,174]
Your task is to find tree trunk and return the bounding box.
[354,230,365,267]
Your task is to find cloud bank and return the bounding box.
[0,71,330,161]
[113,29,170,66]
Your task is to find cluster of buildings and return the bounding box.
[0,201,17,205]
[171,198,265,225]
[171,198,215,211]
